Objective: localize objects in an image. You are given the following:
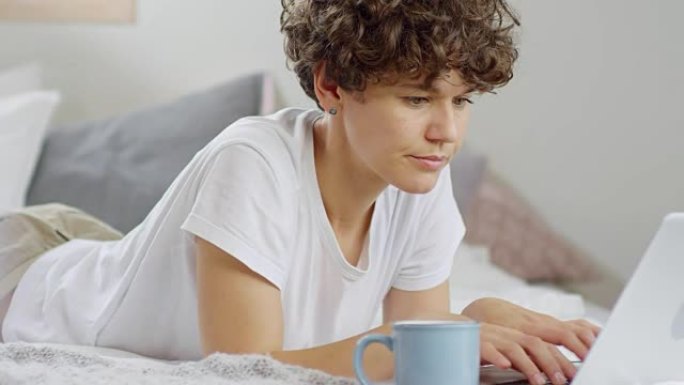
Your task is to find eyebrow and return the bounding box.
[395,82,475,95]
[395,82,435,92]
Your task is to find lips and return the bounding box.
[409,155,448,171]
[414,155,446,161]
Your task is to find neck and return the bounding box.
[313,116,385,235]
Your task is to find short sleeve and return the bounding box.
[181,143,294,290]
[392,166,465,291]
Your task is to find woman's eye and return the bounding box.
[453,97,474,108]
[405,96,429,106]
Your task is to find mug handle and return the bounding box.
[354,334,394,385]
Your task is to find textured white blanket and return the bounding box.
[0,342,357,385]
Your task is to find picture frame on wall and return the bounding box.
[0,0,135,23]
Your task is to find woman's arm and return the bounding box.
[382,281,452,322]
[269,324,394,380]
[195,236,284,354]
[196,236,582,384]
[195,236,395,380]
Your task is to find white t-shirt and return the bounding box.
[2,108,465,360]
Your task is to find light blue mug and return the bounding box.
[354,320,480,385]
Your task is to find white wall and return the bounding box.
[469,0,684,282]
[0,0,310,124]
[1,1,682,288]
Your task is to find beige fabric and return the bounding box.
[0,203,123,300]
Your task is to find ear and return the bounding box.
[312,62,341,112]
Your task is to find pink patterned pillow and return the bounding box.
[463,171,598,282]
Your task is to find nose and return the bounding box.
[425,103,461,144]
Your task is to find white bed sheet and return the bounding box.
[449,243,611,325]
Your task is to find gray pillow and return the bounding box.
[450,144,488,217]
[27,73,268,233]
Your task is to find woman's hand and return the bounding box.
[463,297,601,358]
[463,297,601,383]
[478,321,576,385]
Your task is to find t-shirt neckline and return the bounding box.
[303,111,376,281]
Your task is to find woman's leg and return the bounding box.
[0,203,123,341]
[0,209,65,301]
[0,208,68,341]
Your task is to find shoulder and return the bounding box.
[214,107,320,154]
[197,108,321,187]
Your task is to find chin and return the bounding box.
[392,174,439,194]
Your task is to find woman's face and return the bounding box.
[339,70,472,194]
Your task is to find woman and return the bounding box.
[1,1,598,384]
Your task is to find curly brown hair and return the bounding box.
[281,0,520,106]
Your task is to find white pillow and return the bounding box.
[0,63,43,99]
[0,91,61,212]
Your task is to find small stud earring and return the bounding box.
[328,107,337,115]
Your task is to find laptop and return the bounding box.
[481,212,684,384]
